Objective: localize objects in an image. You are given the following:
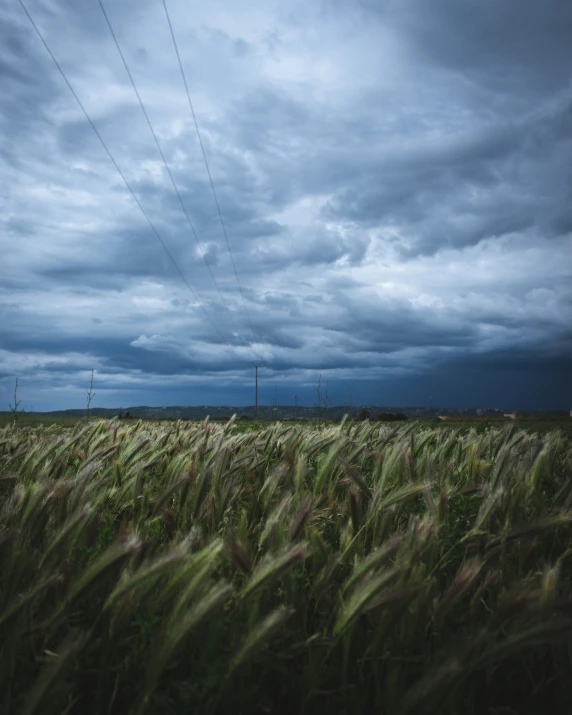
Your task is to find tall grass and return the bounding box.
[1,418,571,713]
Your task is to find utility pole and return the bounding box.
[250,362,265,418]
[294,395,298,420]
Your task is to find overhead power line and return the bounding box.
[97,0,256,355]
[18,0,237,350]
[161,0,258,345]
[249,361,265,418]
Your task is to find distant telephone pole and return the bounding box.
[294,395,298,420]
[250,362,265,418]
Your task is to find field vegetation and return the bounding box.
[1,417,572,714]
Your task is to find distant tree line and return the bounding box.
[238,410,409,422]
[355,409,407,421]
[376,412,408,421]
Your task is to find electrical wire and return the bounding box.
[97,0,257,355]
[161,0,258,345]
[18,0,237,350]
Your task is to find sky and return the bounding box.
[1,0,571,412]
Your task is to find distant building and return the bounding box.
[504,411,522,419]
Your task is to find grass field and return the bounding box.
[1,417,572,714]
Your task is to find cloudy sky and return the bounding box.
[1,0,571,412]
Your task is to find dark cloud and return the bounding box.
[1,0,570,409]
[393,0,572,96]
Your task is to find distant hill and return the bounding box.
[2,406,566,421]
[0,405,416,421]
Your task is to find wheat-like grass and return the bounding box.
[0,418,571,714]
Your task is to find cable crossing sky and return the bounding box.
[161,0,258,346]
[18,0,264,363]
[97,0,257,355]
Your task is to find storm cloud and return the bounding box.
[1,0,571,411]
